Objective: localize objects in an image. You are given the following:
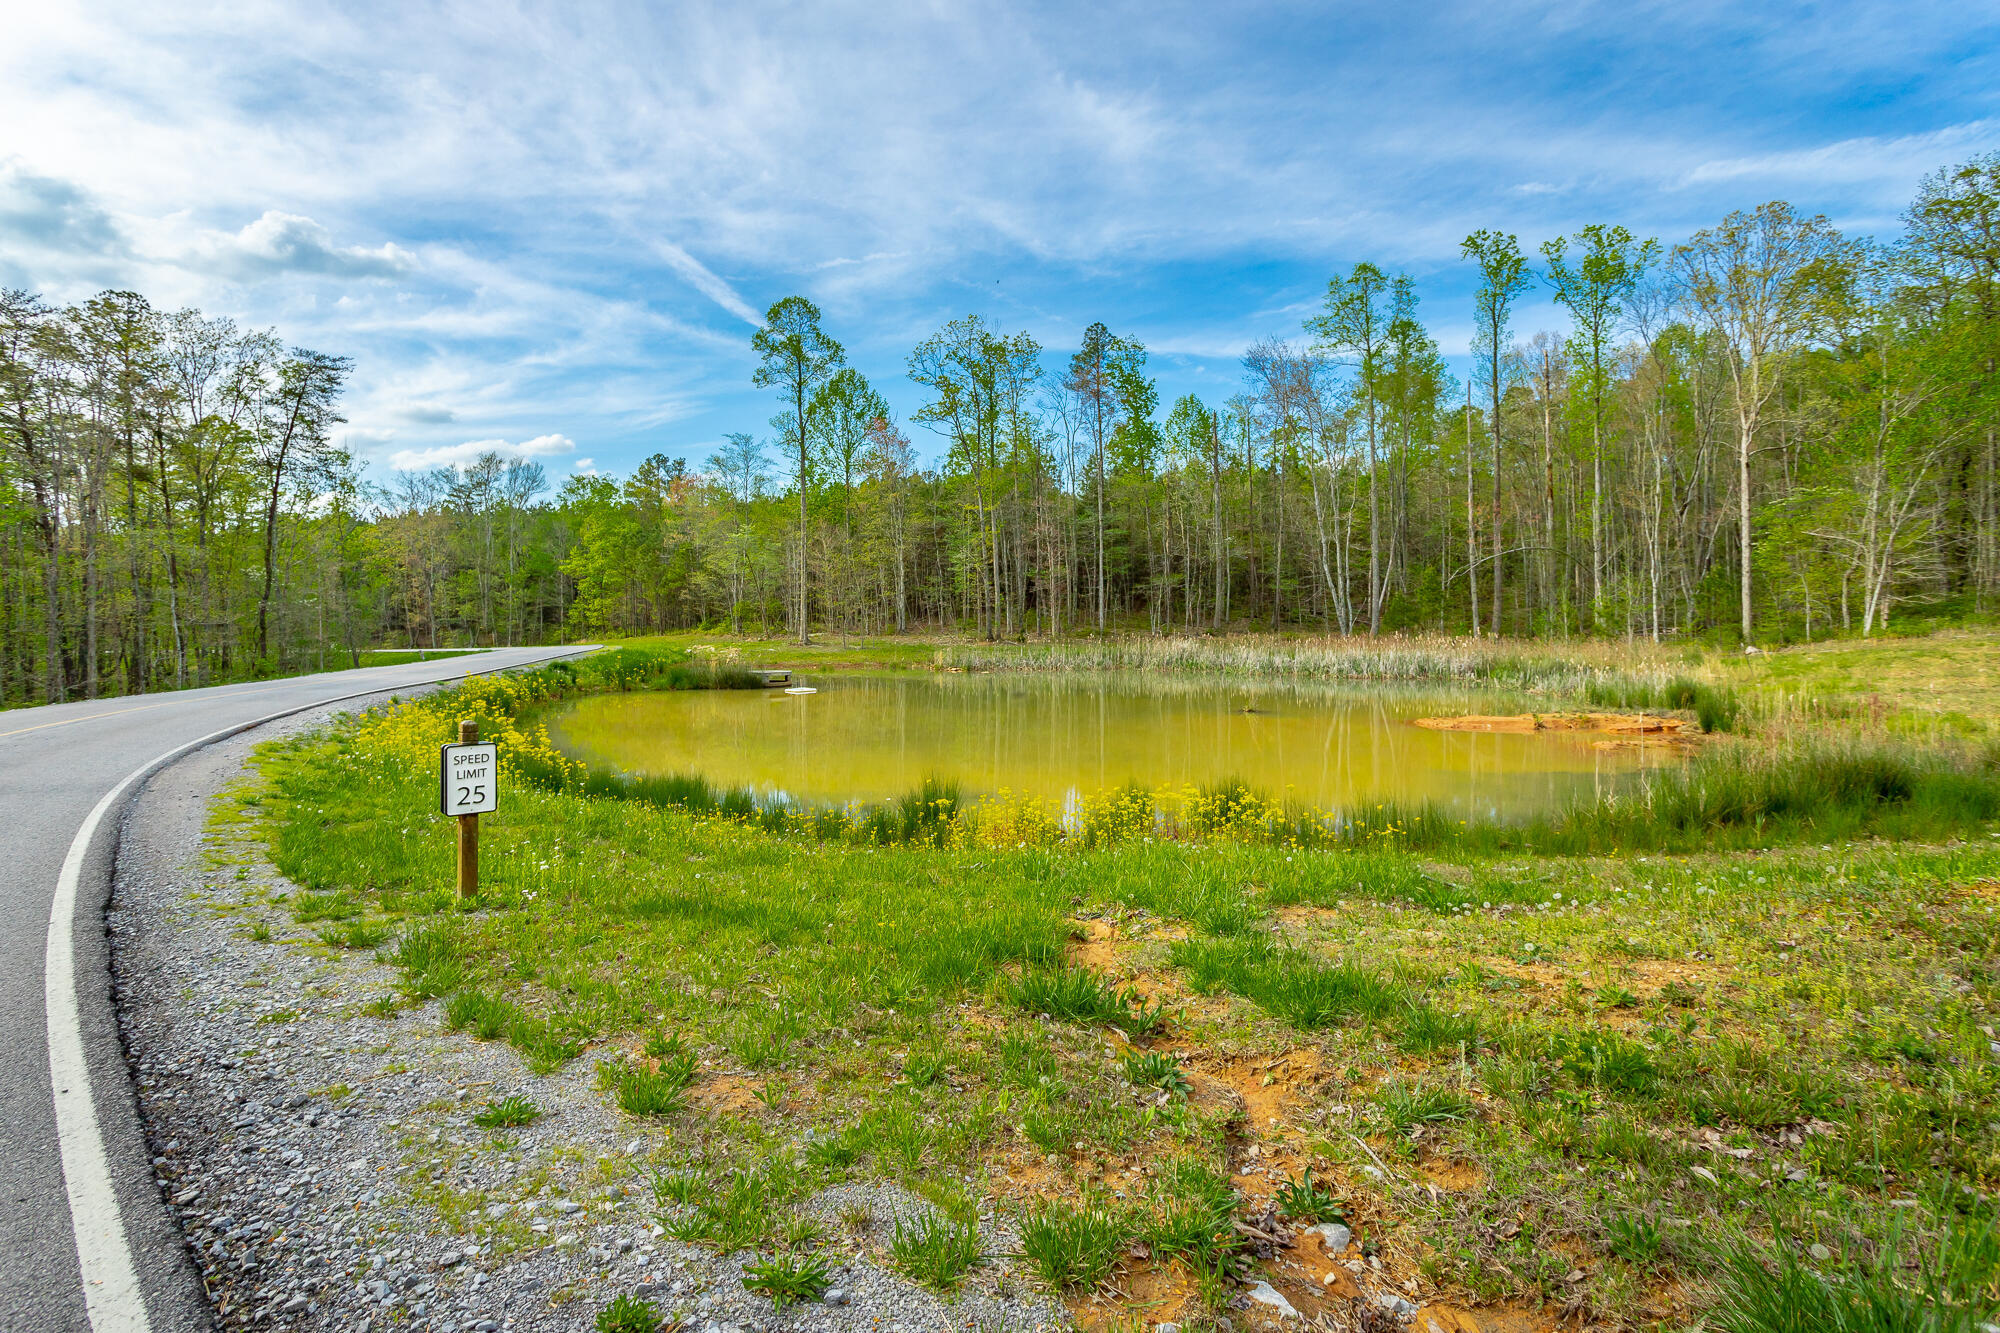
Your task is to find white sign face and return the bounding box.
[440,743,499,816]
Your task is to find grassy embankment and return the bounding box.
[244,635,2000,1331]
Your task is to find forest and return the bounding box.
[3,156,1997,706]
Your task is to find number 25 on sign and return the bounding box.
[440,719,498,896]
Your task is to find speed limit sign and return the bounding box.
[440,740,499,815]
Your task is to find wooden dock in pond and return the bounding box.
[751,668,792,686]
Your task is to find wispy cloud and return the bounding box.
[387,432,577,472]
[3,1,1994,476]
[655,241,763,327]
[1680,121,1999,191]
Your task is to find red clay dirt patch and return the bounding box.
[1412,711,1695,753]
[686,1073,763,1114]
[1411,712,1685,735]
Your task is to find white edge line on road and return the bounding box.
[44,648,594,1332]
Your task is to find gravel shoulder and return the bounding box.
[110,700,1067,1333]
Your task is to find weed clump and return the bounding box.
[1122,1050,1190,1097]
[593,1293,661,1333]
[598,1050,699,1117]
[889,1212,982,1293]
[662,1171,776,1252]
[471,1094,541,1129]
[1006,965,1139,1026]
[1273,1170,1345,1224]
[1376,1080,1475,1130]
[1019,1197,1127,1291]
[1708,1225,2000,1332]
[1169,939,1403,1028]
[741,1251,832,1308]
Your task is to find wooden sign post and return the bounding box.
[440,718,499,897]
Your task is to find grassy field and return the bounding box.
[612,625,2000,730]
[248,635,2000,1331]
[1717,632,2000,738]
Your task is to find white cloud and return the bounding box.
[387,432,576,472]
[3,1,1993,478]
[184,210,414,280]
[1681,122,1999,192]
[572,457,599,475]
[655,241,762,327]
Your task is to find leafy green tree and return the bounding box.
[1901,153,2000,605]
[909,315,1040,639]
[1065,322,1142,631]
[1460,231,1532,634]
[1308,262,1392,631]
[1166,394,1228,628]
[809,367,889,636]
[1672,203,1852,641]
[751,295,844,642]
[1543,224,1659,623]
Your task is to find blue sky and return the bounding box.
[3,1,1996,484]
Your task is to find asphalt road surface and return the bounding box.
[0,647,594,1333]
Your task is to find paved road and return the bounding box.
[0,648,594,1333]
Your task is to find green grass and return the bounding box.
[1019,1197,1127,1290]
[888,1212,982,1293]
[246,652,2000,1332]
[593,1293,662,1333]
[1122,1050,1190,1097]
[1585,674,1741,732]
[1709,1224,2000,1332]
[471,1094,541,1128]
[741,1251,833,1309]
[1006,965,1141,1026]
[597,1052,698,1117]
[1375,1080,1476,1130]
[661,1169,784,1252]
[1169,939,1405,1028]
[1273,1170,1345,1224]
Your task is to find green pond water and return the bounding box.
[547,672,1674,822]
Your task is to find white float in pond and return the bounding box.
[784,686,817,695]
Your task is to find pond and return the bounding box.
[546,672,1675,822]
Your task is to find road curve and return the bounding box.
[0,647,596,1333]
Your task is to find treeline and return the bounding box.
[4,158,1998,704]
